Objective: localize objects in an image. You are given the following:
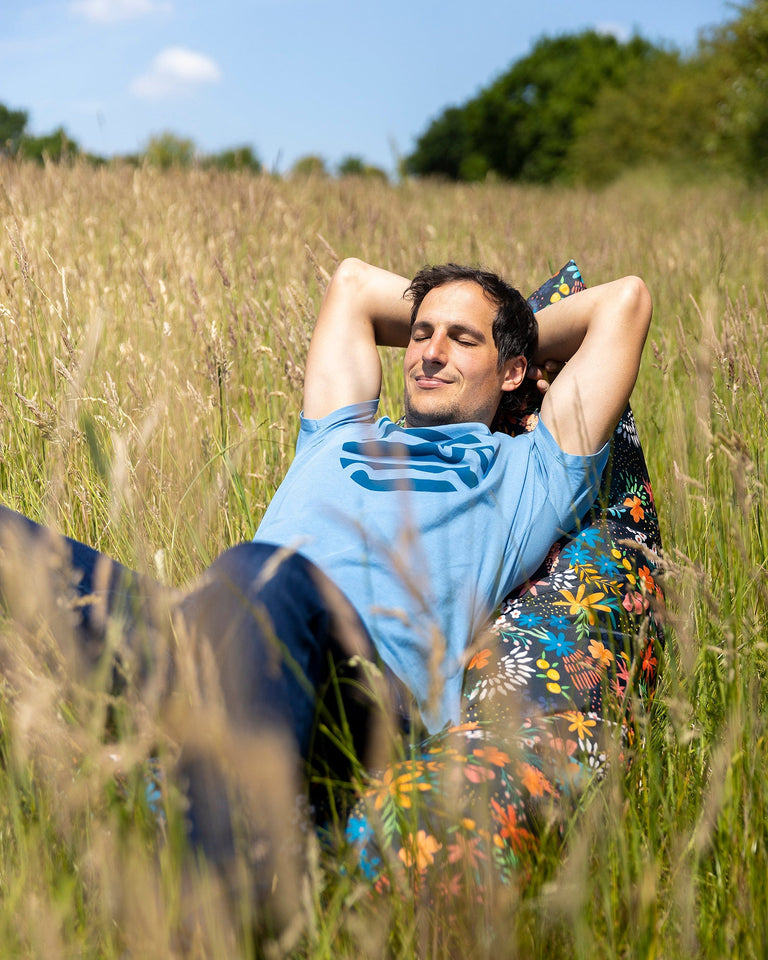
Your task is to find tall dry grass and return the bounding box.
[0,159,765,957]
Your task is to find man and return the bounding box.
[247,258,651,739]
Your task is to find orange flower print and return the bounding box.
[468,648,492,671]
[398,830,442,872]
[518,762,555,797]
[623,495,645,522]
[637,565,656,594]
[588,639,614,666]
[472,745,511,767]
[611,656,631,699]
[490,799,535,854]
[446,721,480,735]
[641,644,657,679]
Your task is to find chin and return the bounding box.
[403,396,463,428]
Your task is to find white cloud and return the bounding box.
[130,47,221,99]
[595,21,631,43]
[70,0,172,23]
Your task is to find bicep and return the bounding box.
[303,315,383,421]
[302,260,386,420]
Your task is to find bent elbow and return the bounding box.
[621,275,653,337]
[330,257,370,291]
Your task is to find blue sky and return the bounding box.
[2,0,735,174]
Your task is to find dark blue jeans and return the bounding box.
[0,506,377,791]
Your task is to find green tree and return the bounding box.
[408,32,664,183]
[144,131,196,169]
[567,0,768,183]
[566,51,713,183]
[206,145,261,173]
[337,155,389,181]
[18,127,79,164]
[337,155,365,176]
[406,107,472,180]
[0,103,28,155]
[704,0,768,180]
[290,154,327,177]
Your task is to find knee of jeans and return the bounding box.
[205,542,314,603]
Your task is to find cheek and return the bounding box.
[469,360,500,387]
[404,343,422,369]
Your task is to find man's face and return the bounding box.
[403,281,525,429]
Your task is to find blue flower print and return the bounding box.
[517,609,542,630]
[560,539,593,566]
[540,631,576,657]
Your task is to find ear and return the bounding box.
[500,356,527,392]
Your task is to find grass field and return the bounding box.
[0,161,766,957]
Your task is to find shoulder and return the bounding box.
[297,399,380,450]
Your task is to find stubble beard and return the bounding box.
[403,388,465,428]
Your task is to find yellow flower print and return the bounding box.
[554,584,613,624]
[368,764,430,810]
[564,710,597,739]
[537,655,562,693]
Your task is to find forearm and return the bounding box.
[537,276,652,454]
[533,284,610,364]
[322,258,412,348]
[537,276,651,358]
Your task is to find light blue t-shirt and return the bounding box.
[254,400,608,732]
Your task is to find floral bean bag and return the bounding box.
[345,262,665,895]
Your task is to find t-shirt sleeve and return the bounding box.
[531,417,609,533]
[296,400,379,453]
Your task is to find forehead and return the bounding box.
[416,281,496,332]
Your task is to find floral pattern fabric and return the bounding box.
[344,262,665,896]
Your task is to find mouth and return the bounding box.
[414,374,452,389]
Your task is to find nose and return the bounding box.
[422,329,447,365]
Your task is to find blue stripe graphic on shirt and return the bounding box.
[347,471,455,492]
[340,434,497,493]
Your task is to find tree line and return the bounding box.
[3,0,766,184]
[0,108,388,180]
[407,0,768,184]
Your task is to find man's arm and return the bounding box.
[534,277,652,456]
[303,258,412,420]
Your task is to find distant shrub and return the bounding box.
[205,145,262,173]
[337,155,388,181]
[143,131,196,169]
[290,154,328,178]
